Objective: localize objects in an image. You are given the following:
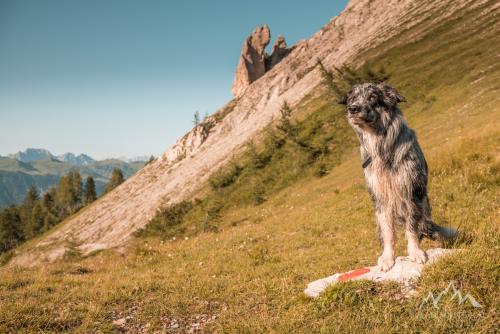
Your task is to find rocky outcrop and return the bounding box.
[304,248,456,298]
[161,123,211,164]
[268,35,290,69]
[231,25,271,97]
[231,26,291,97]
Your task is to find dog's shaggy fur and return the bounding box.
[341,83,455,271]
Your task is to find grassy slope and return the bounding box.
[1,3,499,333]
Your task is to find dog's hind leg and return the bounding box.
[407,228,428,264]
[406,204,428,264]
[376,208,396,272]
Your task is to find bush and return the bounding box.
[136,201,193,239]
[247,141,272,170]
[315,163,329,177]
[252,181,267,205]
[209,163,243,190]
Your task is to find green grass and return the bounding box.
[0,2,499,333]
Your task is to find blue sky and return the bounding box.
[0,0,348,160]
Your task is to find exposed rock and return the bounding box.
[161,122,212,164]
[268,35,291,68]
[304,248,457,298]
[231,26,291,97]
[231,25,271,97]
[112,318,126,326]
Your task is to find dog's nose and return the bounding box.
[348,105,360,114]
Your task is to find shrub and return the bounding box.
[136,201,193,239]
[209,163,243,190]
[252,181,267,205]
[315,163,329,177]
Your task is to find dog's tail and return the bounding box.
[421,222,458,241]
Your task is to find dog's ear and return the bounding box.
[378,83,406,107]
[337,94,348,105]
[337,89,351,105]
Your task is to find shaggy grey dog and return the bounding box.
[341,83,455,272]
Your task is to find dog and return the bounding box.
[340,83,455,272]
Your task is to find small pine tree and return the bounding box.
[42,188,56,212]
[106,168,125,193]
[42,213,56,231]
[27,202,45,238]
[56,174,71,208]
[71,171,83,205]
[56,171,83,214]
[84,176,97,204]
[20,185,39,230]
[193,111,200,127]
[0,207,24,253]
[23,186,39,208]
[276,101,297,139]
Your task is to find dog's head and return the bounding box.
[339,83,405,130]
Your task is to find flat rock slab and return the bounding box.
[304,248,455,298]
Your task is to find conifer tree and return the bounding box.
[43,189,56,212]
[56,171,83,214]
[193,111,200,127]
[105,168,124,193]
[0,207,24,252]
[71,171,83,205]
[20,185,39,231]
[23,185,39,208]
[146,155,155,165]
[276,101,296,139]
[84,176,97,204]
[27,202,45,238]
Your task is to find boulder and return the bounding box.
[304,248,456,298]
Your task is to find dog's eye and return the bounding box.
[347,106,360,114]
[369,95,378,102]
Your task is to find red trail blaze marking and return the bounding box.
[338,267,371,282]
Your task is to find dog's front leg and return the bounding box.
[376,209,395,272]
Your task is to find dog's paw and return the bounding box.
[378,254,395,272]
[408,248,428,264]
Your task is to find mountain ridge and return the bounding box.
[0,149,146,208]
[5,148,149,166]
[57,152,95,165]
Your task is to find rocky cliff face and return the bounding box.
[231,25,270,97]
[231,26,291,97]
[11,0,488,267]
[268,35,290,69]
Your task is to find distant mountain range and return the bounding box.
[0,148,147,209]
[117,155,152,163]
[57,152,96,165]
[7,148,96,165]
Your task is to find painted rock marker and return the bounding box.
[304,248,456,298]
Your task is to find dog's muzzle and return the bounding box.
[348,106,375,124]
